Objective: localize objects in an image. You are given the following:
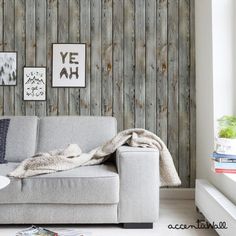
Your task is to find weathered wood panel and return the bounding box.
[79,0,90,116]
[190,0,196,188]
[14,0,25,116]
[167,0,179,172]
[0,0,196,188]
[35,0,46,117]
[69,0,80,115]
[3,0,15,115]
[145,0,156,133]
[124,0,135,129]
[90,0,101,116]
[178,0,190,187]
[113,0,124,131]
[25,0,35,115]
[46,0,58,116]
[101,0,112,116]
[58,0,69,115]
[156,0,168,144]
[135,0,145,128]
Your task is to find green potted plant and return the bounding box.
[216,115,236,155]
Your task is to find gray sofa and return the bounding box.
[0,116,159,228]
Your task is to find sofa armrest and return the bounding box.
[116,146,159,223]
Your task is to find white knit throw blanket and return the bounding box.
[8,128,181,187]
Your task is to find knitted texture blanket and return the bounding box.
[8,128,181,186]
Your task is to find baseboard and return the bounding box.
[195,179,236,235]
[160,188,195,200]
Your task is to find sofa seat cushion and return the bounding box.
[0,162,119,204]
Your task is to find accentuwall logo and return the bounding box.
[168,219,228,230]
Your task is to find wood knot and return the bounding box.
[107,63,112,72]
[162,63,167,72]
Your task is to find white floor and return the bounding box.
[0,200,217,236]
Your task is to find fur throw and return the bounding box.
[8,128,181,186]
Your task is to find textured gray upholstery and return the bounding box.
[2,116,38,162]
[0,204,118,224]
[116,146,159,222]
[0,162,119,204]
[37,116,117,153]
[0,116,160,224]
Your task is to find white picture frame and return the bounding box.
[23,67,46,101]
[52,43,86,87]
[0,52,17,86]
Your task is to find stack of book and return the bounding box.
[211,151,236,174]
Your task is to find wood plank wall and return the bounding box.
[0,0,195,188]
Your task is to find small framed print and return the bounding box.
[23,67,46,101]
[52,43,86,88]
[0,52,17,86]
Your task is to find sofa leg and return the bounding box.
[123,223,153,229]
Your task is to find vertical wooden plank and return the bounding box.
[124,0,135,129]
[15,0,25,116]
[3,0,15,116]
[80,0,90,116]
[190,0,196,188]
[101,0,112,116]
[178,0,190,187]
[113,0,124,131]
[145,0,156,133]
[46,0,58,116]
[35,0,47,117]
[156,0,168,144]
[167,0,179,172]
[0,0,3,115]
[90,0,101,116]
[69,0,80,115]
[58,0,69,115]
[135,0,145,128]
[25,0,36,115]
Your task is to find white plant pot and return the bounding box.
[215,137,236,155]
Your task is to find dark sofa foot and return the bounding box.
[123,223,153,229]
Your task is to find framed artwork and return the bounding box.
[0,52,17,86]
[52,43,86,88]
[23,67,46,101]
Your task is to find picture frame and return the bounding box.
[52,43,86,88]
[0,51,17,86]
[23,67,47,101]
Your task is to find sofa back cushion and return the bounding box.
[2,116,38,162]
[37,116,117,153]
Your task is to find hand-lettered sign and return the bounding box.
[23,67,46,101]
[52,44,86,87]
